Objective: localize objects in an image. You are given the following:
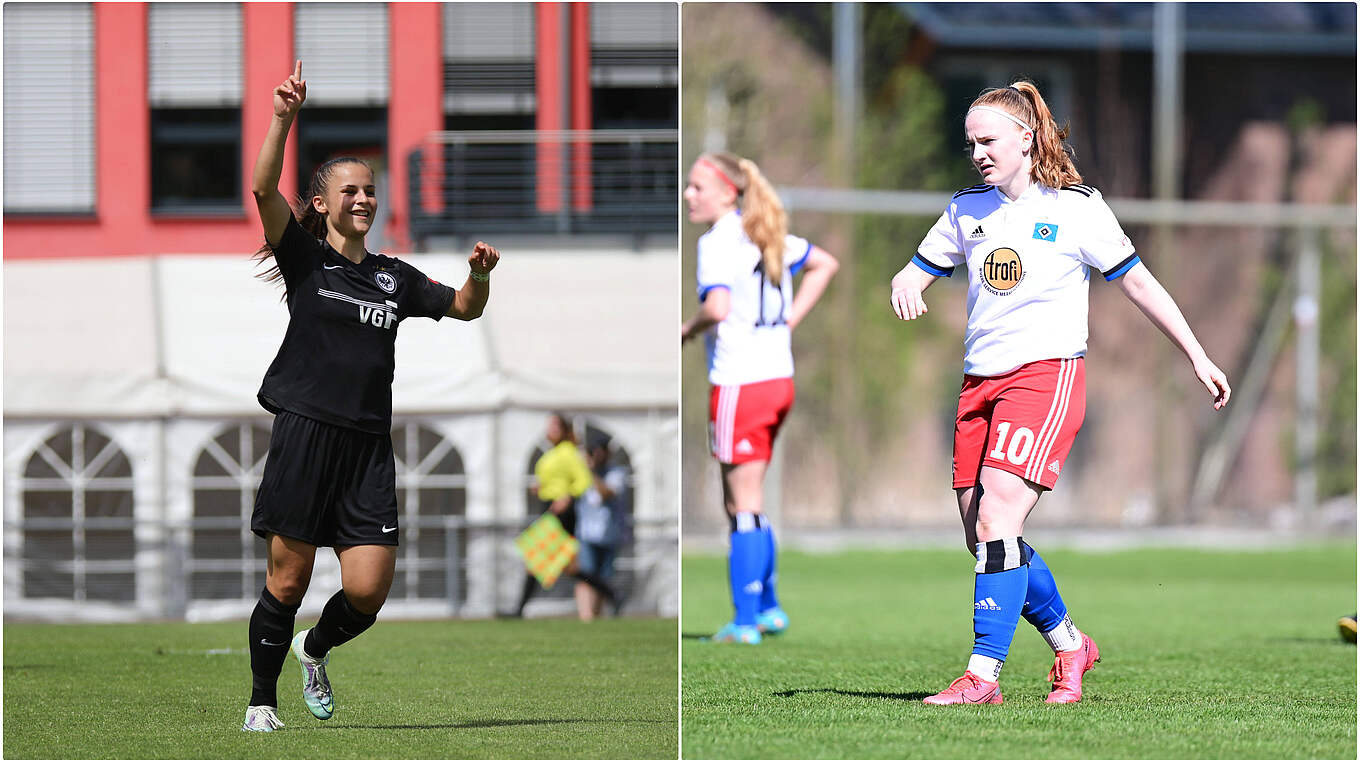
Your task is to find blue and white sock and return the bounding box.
[756,514,780,613]
[727,512,764,627]
[1020,541,1082,652]
[969,537,1030,681]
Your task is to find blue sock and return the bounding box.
[728,513,764,626]
[1021,542,1068,633]
[971,537,1029,663]
[758,515,780,612]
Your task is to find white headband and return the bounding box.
[967,105,1032,133]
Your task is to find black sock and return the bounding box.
[516,573,540,615]
[248,587,300,708]
[304,590,378,659]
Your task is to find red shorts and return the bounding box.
[952,358,1086,490]
[708,377,795,465]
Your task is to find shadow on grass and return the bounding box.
[329,717,671,731]
[772,688,932,702]
[680,633,711,640]
[1267,637,1355,646]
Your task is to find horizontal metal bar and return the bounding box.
[425,129,677,144]
[778,186,1357,229]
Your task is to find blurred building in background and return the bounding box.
[3,2,679,622]
[681,2,1355,541]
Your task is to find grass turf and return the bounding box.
[682,544,1357,760]
[4,616,677,760]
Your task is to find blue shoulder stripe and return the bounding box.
[1102,254,1140,281]
[789,241,813,276]
[911,253,953,278]
[698,284,730,301]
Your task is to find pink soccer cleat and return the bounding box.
[1046,632,1100,703]
[922,671,1003,705]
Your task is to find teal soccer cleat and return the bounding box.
[710,622,762,644]
[755,607,789,635]
[290,630,334,720]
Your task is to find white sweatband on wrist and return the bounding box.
[967,105,1032,133]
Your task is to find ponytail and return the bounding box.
[251,156,372,288]
[699,152,790,287]
[736,158,789,287]
[970,81,1082,189]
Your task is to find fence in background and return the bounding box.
[408,129,678,248]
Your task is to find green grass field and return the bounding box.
[682,544,1357,760]
[4,617,677,760]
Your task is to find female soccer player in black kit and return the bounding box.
[242,61,500,732]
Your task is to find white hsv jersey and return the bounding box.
[914,183,1139,377]
[696,210,813,386]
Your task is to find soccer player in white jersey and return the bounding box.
[681,152,839,644]
[890,81,1231,704]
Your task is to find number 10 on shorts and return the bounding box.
[988,421,1034,465]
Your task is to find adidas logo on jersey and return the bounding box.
[1048,460,1061,476]
[975,597,1002,611]
[968,225,986,239]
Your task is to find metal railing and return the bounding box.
[408,129,678,247]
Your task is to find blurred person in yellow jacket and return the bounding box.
[513,412,617,617]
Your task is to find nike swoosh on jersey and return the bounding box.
[323,264,344,270]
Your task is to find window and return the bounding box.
[443,3,536,116]
[589,3,678,93]
[391,422,468,603]
[295,3,389,108]
[148,3,243,214]
[586,4,678,234]
[2,3,95,214]
[20,425,136,601]
[189,422,271,600]
[150,108,242,213]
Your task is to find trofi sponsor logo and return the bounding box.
[981,247,1024,296]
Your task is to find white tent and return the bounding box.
[3,247,679,621]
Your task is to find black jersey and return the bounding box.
[257,214,457,434]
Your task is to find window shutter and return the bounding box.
[148,3,243,107]
[443,2,535,113]
[295,3,389,106]
[590,3,677,47]
[589,3,677,87]
[3,3,95,213]
[444,2,534,61]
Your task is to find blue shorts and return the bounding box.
[577,542,618,579]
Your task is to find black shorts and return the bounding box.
[251,410,398,547]
[540,498,577,537]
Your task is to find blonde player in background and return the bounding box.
[891,80,1230,704]
[682,152,839,644]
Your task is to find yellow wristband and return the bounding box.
[470,270,490,283]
